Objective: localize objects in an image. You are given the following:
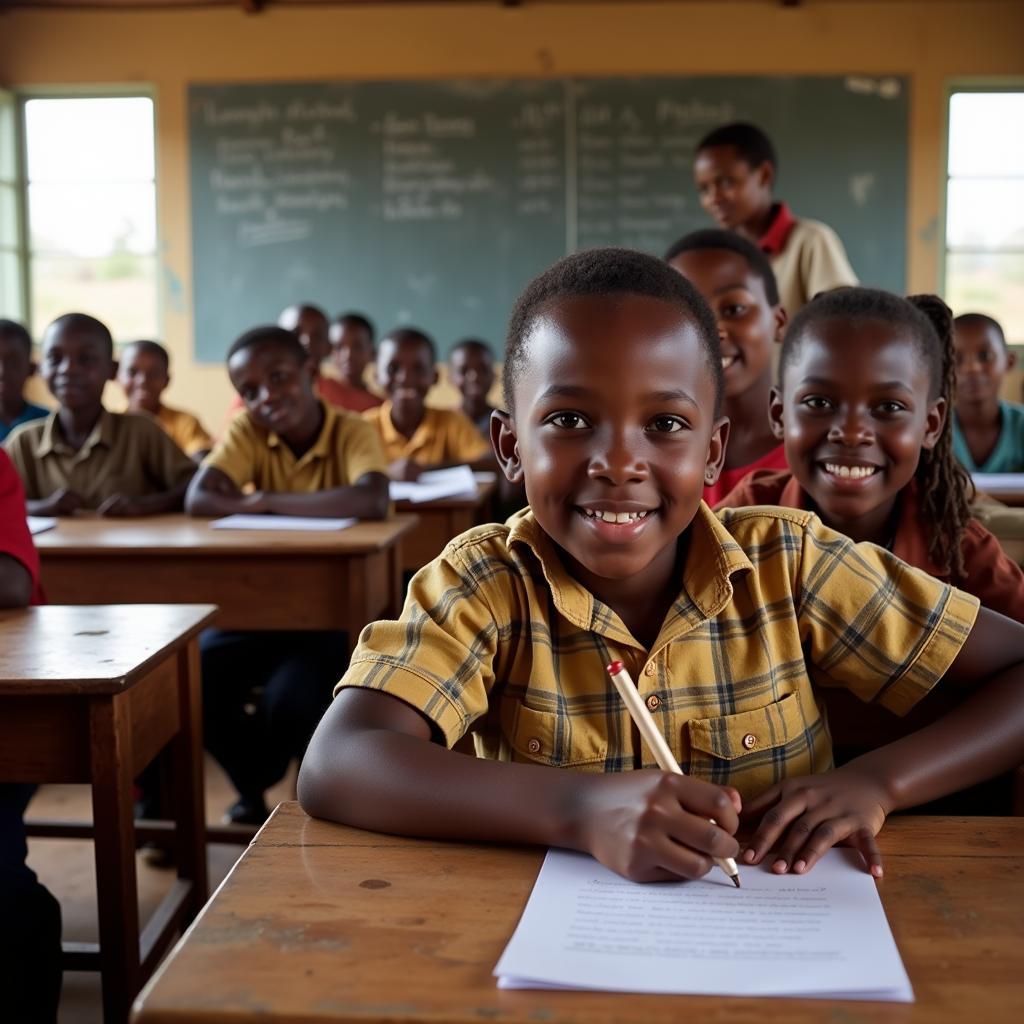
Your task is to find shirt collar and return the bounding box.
[37,409,114,457]
[377,400,434,453]
[266,401,334,462]
[506,503,753,650]
[759,201,797,255]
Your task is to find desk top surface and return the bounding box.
[33,514,419,556]
[132,803,1024,1024]
[0,604,216,693]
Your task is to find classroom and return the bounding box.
[1,1,1023,1022]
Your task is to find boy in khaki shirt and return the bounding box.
[299,249,1024,884]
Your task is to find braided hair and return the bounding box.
[781,287,973,582]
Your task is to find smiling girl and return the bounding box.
[717,287,1024,621]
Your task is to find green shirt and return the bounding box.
[953,400,1024,474]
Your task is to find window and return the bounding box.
[0,90,23,320]
[22,95,157,341]
[945,89,1024,344]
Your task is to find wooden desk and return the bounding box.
[395,479,496,573]
[0,604,216,1024]
[133,805,1024,1024]
[35,515,417,633]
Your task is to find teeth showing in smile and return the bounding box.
[824,463,877,480]
[721,355,738,370]
[582,509,651,523]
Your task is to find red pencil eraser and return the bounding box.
[606,660,624,675]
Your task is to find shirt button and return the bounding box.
[742,733,757,750]
[527,738,541,754]
[646,694,661,711]
[644,663,656,677]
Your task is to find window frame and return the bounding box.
[940,77,1024,346]
[14,84,161,342]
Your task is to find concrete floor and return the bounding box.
[25,756,297,1024]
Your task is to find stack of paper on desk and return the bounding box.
[389,465,478,503]
[495,848,913,1001]
[210,515,357,532]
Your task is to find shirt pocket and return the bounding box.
[503,701,608,770]
[686,691,813,791]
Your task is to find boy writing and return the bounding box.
[118,339,213,461]
[4,313,196,517]
[327,312,383,413]
[0,319,49,443]
[693,122,858,315]
[952,312,1024,474]
[449,337,498,436]
[299,249,1024,883]
[186,325,389,824]
[362,327,491,481]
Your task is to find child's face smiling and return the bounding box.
[450,347,495,404]
[772,319,945,538]
[668,248,784,400]
[228,342,317,439]
[693,145,773,231]
[954,320,1013,405]
[41,325,115,414]
[330,322,374,387]
[118,347,168,415]
[377,336,436,416]
[501,294,726,592]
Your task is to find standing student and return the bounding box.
[186,326,389,824]
[666,229,788,505]
[951,312,1024,474]
[118,339,213,461]
[362,327,491,481]
[693,122,858,315]
[298,249,1024,884]
[449,338,498,436]
[717,289,1024,622]
[326,312,383,414]
[0,320,49,443]
[4,314,196,516]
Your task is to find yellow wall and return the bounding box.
[3,1,1024,420]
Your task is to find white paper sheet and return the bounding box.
[495,848,912,1002]
[26,516,58,535]
[973,472,1024,497]
[389,465,478,503]
[209,515,356,532]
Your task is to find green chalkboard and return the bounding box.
[188,76,907,363]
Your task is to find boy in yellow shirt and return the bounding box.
[362,327,491,481]
[299,249,1024,883]
[187,325,389,823]
[118,340,213,461]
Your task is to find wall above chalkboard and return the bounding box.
[188,76,908,362]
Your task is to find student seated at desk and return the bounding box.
[0,447,62,1023]
[694,122,858,315]
[3,314,196,517]
[299,249,1024,885]
[951,312,1024,474]
[187,325,389,824]
[716,289,1024,622]
[118,339,213,461]
[666,229,788,505]
[0,319,49,443]
[362,327,492,481]
[449,337,498,436]
[327,312,384,414]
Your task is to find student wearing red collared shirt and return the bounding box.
[694,122,858,316]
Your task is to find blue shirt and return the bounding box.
[0,401,49,443]
[952,399,1024,474]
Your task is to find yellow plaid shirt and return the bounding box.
[337,504,979,801]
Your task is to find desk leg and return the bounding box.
[172,640,208,909]
[89,693,141,1024]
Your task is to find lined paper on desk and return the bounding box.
[496,848,913,1001]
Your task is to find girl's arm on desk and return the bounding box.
[298,686,742,884]
[742,606,1024,876]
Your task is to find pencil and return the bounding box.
[606,660,741,888]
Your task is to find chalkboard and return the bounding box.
[188,76,907,363]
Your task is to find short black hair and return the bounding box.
[665,228,780,307]
[450,337,494,362]
[954,312,1007,351]
[505,247,723,416]
[381,327,436,363]
[334,312,375,341]
[45,313,114,359]
[696,122,777,171]
[0,319,33,358]
[121,339,169,372]
[227,325,308,366]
